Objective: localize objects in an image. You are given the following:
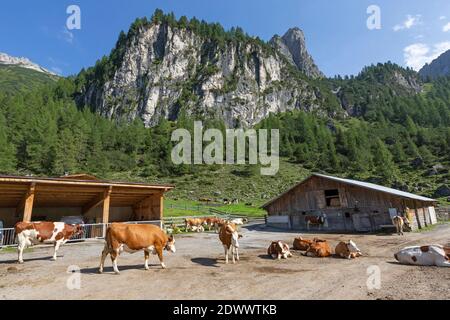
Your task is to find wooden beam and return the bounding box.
[16,183,36,222]
[159,193,164,220]
[102,187,112,224]
[413,200,422,230]
[82,186,112,215]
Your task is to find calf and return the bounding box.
[185,218,205,232]
[335,240,362,259]
[15,221,83,263]
[219,223,241,264]
[99,223,176,274]
[230,218,248,225]
[268,241,292,260]
[394,245,450,267]
[304,239,332,257]
[203,217,225,233]
[392,216,411,235]
[305,215,325,231]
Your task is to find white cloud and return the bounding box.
[443,22,450,32]
[393,14,421,31]
[59,27,74,44]
[439,16,447,20]
[404,41,450,70]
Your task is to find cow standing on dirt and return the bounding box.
[305,216,325,231]
[15,221,83,264]
[99,223,176,274]
[185,218,205,232]
[392,216,411,235]
[219,222,241,264]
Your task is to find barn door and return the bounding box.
[352,213,372,232]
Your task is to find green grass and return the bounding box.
[413,220,449,233]
[0,65,57,94]
[164,199,266,217]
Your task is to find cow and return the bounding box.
[394,245,450,267]
[203,217,225,233]
[230,218,248,225]
[267,241,292,260]
[392,216,411,235]
[15,221,83,264]
[293,237,315,251]
[219,222,241,264]
[335,240,362,259]
[99,223,176,274]
[185,218,205,232]
[303,239,332,257]
[305,215,325,230]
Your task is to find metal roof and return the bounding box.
[262,173,436,208]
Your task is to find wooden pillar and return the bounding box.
[413,200,422,230]
[102,187,112,237]
[17,183,36,222]
[159,192,164,220]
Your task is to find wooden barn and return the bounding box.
[0,174,173,228]
[262,173,437,232]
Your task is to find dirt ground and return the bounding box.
[0,223,449,300]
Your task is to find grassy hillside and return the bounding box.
[0,65,57,94]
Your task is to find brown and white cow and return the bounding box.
[392,216,411,235]
[219,222,241,264]
[203,217,225,233]
[293,237,314,251]
[305,215,325,231]
[15,221,83,264]
[303,239,332,257]
[394,245,450,267]
[335,240,362,259]
[268,241,292,260]
[99,223,176,274]
[185,218,205,232]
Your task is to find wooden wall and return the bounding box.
[265,176,435,231]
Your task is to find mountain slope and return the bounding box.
[75,11,340,128]
[0,64,57,94]
[419,49,450,79]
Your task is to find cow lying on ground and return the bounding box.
[185,218,205,232]
[303,239,332,257]
[335,240,362,259]
[267,241,292,260]
[305,216,325,230]
[392,216,411,235]
[219,222,241,264]
[15,221,83,263]
[394,245,449,267]
[99,223,176,274]
[293,237,316,251]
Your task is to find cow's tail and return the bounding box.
[104,226,113,251]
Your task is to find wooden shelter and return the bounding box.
[0,175,173,227]
[262,173,437,232]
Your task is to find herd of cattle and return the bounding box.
[9,215,450,275]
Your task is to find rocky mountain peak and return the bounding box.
[0,52,55,75]
[270,28,324,79]
[419,49,450,80]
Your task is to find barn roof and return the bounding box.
[261,173,436,209]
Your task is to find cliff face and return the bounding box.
[78,21,332,127]
[419,49,450,80]
[269,28,324,79]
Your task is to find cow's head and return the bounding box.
[226,224,239,248]
[165,235,176,253]
[347,240,361,253]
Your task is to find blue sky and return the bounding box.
[1,0,449,77]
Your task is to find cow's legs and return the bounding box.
[155,246,166,269]
[144,250,150,270]
[111,249,120,274]
[231,246,236,264]
[235,247,240,261]
[51,240,63,261]
[435,259,450,267]
[223,245,229,264]
[99,245,109,274]
[17,242,26,264]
